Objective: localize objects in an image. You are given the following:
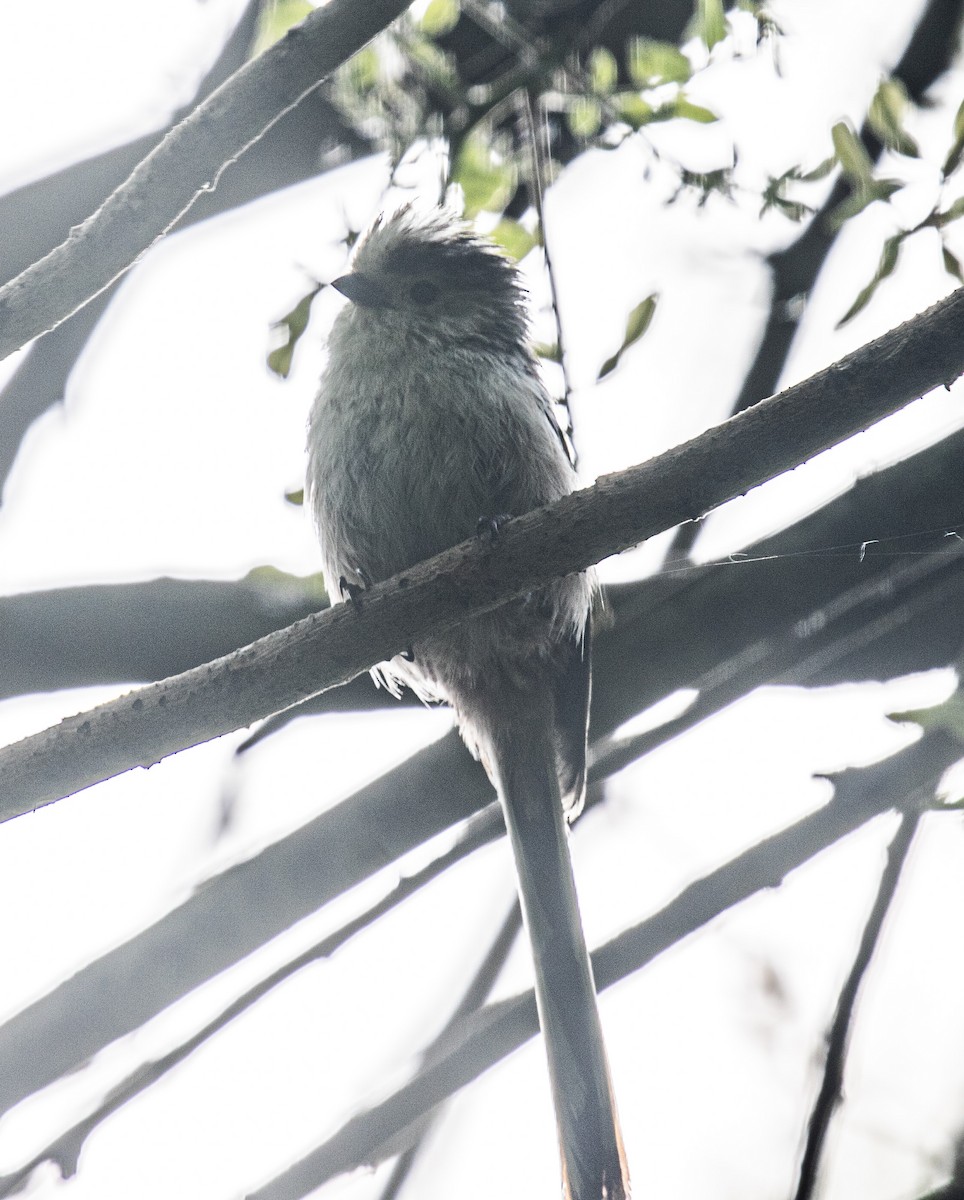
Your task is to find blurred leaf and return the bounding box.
[407,35,460,91]
[488,218,539,261]
[268,283,323,379]
[837,234,902,327]
[615,92,656,129]
[691,0,727,50]
[250,0,312,57]
[675,166,735,205]
[799,154,837,183]
[598,294,659,379]
[890,692,964,741]
[738,2,783,44]
[452,131,515,218]
[671,95,718,124]
[285,488,305,507]
[832,121,874,186]
[534,342,562,362]
[344,44,380,92]
[761,188,813,221]
[760,157,834,220]
[943,245,964,284]
[943,134,964,179]
[567,96,602,138]
[829,176,903,229]
[589,47,618,94]
[943,98,964,177]
[420,0,460,36]
[935,196,964,227]
[626,38,692,88]
[868,77,919,158]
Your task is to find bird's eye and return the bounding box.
[409,280,440,305]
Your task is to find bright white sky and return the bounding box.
[2,2,964,1199]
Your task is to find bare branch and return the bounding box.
[3,285,964,818]
[0,807,506,1198]
[792,805,925,1200]
[0,0,410,361]
[247,731,957,1200]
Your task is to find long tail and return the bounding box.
[487,708,630,1200]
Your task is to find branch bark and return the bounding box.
[0,0,410,361]
[3,284,964,818]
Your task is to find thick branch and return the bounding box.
[0,0,410,361]
[2,285,964,818]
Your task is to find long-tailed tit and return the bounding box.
[307,207,628,1199]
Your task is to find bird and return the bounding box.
[306,205,629,1200]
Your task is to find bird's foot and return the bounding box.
[339,572,369,612]
[476,513,513,543]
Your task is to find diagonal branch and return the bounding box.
[246,730,958,1200]
[792,804,925,1200]
[3,284,964,818]
[0,806,507,1198]
[0,0,411,362]
[4,414,963,1123]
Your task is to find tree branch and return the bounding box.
[792,805,925,1200]
[246,731,957,1200]
[0,0,410,361]
[3,285,964,818]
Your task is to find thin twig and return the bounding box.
[520,88,577,448]
[792,802,925,1200]
[376,899,523,1200]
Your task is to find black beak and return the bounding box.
[331,272,389,308]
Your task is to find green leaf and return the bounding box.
[598,294,659,379]
[799,154,838,183]
[285,488,305,507]
[451,131,515,218]
[250,0,313,58]
[268,283,323,379]
[626,38,691,87]
[937,195,964,226]
[567,96,602,138]
[831,121,874,186]
[407,36,459,90]
[829,176,903,229]
[942,103,964,178]
[420,0,460,36]
[760,165,823,220]
[344,45,380,92]
[867,77,919,157]
[890,692,964,741]
[589,47,618,94]
[534,342,562,362]
[692,0,727,50]
[488,218,539,261]
[943,134,964,179]
[615,92,656,129]
[943,245,964,283]
[671,95,718,124]
[837,234,902,327]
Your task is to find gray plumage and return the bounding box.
[307,206,594,811]
[306,207,628,1198]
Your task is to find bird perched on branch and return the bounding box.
[306,206,629,1200]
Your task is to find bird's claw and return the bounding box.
[339,575,366,612]
[476,513,513,543]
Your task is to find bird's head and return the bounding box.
[331,207,529,353]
